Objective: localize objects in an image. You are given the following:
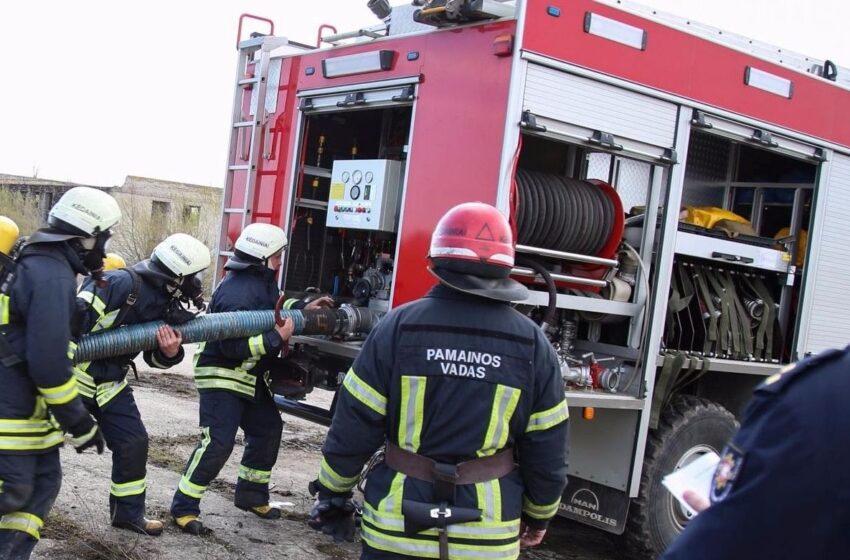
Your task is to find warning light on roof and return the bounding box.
[745,66,794,99]
[322,50,395,79]
[583,12,647,51]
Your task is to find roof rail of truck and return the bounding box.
[236,14,275,50]
[317,23,388,47]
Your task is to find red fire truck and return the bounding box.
[215,1,850,556]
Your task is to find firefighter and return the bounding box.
[170,223,333,535]
[73,233,211,536]
[662,346,850,559]
[102,252,127,271]
[308,202,570,559]
[0,187,120,559]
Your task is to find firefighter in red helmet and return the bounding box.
[308,202,569,559]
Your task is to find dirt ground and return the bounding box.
[32,345,624,560]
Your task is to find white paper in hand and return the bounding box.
[661,451,720,516]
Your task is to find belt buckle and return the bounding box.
[429,506,452,520]
[432,462,459,483]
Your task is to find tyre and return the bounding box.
[625,395,738,559]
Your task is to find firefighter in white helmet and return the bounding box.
[170,223,333,535]
[0,187,121,559]
[308,202,569,559]
[74,233,211,536]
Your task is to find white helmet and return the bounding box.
[151,233,211,278]
[48,186,121,237]
[234,223,287,260]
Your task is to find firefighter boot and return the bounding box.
[237,503,282,520]
[112,517,164,536]
[173,515,212,536]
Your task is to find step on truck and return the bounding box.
[214,1,850,556]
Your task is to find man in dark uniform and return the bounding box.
[663,346,850,559]
[74,233,210,536]
[309,202,569,559]
[170,223,333,535]
[0,187,119,559]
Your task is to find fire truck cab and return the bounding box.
[216,1,850,556]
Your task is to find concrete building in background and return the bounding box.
[0,174,221,268]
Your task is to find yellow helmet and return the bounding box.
[0,216,20,256]
[103,252,127,270]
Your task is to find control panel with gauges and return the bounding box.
[326,159,404,232]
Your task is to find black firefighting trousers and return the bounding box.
[0,451,62,560]
[170,387,282,517]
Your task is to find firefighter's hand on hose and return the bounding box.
[304,295,335,310]
[307,480,356,542]
[69,418,105,454]
[156,324,183,358]
[519,521,546,549]
[275,317,294,343]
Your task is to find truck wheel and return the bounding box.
[625,395,738,558]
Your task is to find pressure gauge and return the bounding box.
[350,185,361,200]
[341,171,350,183]
[352,170,363,184]
[364,171,374,184]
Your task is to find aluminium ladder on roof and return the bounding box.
[214,36,289,286]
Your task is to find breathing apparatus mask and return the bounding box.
[162,273,206,325]
[74,230,112,287]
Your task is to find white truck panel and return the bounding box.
[523,63,678,149]
[802,153,850,354]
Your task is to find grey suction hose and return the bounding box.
[73,307,376,363]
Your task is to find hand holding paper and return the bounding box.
[661,451,720,517]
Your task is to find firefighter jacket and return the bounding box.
[319,284,569,559]
[194,265,304,400]
[73,264,185,408]
[0,243,94,453]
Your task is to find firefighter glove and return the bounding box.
[308,479,356,542]
[69,420,105,454]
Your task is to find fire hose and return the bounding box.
[73,305,376,364]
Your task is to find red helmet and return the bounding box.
[428,202,528,302]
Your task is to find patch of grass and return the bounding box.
[41,510,146,560]
[146,438,188,473]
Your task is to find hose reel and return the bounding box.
[515,169,624,258]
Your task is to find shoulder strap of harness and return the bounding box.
[110,268,141,329]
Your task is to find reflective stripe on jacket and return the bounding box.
[193,265,303,399]
[74,266,185,407]
[319,284,569,558]
[0,243,91,451]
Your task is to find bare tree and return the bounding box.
[110,184,221,296]
[0,189,44,237]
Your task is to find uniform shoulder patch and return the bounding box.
[710,444,745,503]
[756,347,847,395]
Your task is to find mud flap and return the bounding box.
[558,478,630,535]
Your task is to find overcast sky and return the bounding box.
[0,0,847,188]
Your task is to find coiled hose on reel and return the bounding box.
[73,306,376,363]
[515,169,617,255]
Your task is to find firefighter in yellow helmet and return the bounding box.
[103,253,127,271]
[0,216,19,257]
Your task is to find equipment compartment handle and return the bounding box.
[711,251,754,264]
